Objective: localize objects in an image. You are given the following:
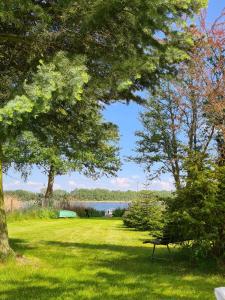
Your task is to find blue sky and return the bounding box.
[4,0,225,192]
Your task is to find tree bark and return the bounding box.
[188,94,198,152]
[168,97,181,190]
[0,145,14,259]
[44,165,55,207]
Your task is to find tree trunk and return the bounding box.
[174,171,181,190]
[44,165,55,207]
[0,146,14,259]
[168,99,181,190]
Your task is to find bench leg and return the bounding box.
[167,244,171,254]
[151,244,156,260]
[167,244,173,261]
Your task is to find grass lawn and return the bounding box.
[0,218,223,299]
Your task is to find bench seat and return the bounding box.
[143,237,173,259]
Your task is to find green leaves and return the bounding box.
[0,95,33,124]
[166,153,225,258]
[0,52,89,132]
[123,191,165,234]
[0,0,207,110]
[117,79,133,92]
[2,50,120,190]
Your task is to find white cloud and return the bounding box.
[68,180,88,189]
[4,180,21,189]
[54,183,62,190]
[27,181,43,187]
[4,179,45,191]
[147,179,174,191]
[131,175,140,180]
[13,180,21,186]
[4,173,174,193]
[110,177,131,188]
[68,180,77,187]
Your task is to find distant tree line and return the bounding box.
[71,189,172,202]
[5,189,172,203]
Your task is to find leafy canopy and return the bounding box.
[0,52,89,142]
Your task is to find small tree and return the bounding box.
[123,191,164,234]
[167,152,225,258]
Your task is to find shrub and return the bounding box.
[71,206,105,218]
[123,191,164,234]
[112,208,126,217]
[166,153,225,259]
[7,208,58,221]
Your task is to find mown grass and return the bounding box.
[0,218,224,299]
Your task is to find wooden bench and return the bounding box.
[143,233,190,260]
[143,237,172,260]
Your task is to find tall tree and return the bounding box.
[0,52,88,258]
[5,114,120,205]
[3,51,120,205]
[132,75,215,189]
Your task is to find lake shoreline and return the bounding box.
[71,200,131,203]
[70,201,130,210]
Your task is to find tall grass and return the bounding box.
[7,208,58,221]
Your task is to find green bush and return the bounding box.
[123,191,164,234]
[112,208,126,217]
[71,206,105,218]
[167,153,225,259]
[7,208,58,221]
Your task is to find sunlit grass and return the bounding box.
[0,218,223,299]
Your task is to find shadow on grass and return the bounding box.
[0,274,199,300]
[10,237,220,274]
[44,240,217,269]
[9,238,35,254]
[6,238,222,300]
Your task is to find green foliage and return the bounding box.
[4,189,70,205]
[132,77,214,190]
[0,0,207,110]
[7,208,57,221]
[0,0,207,257]
[132,89,183,188]
[71,206,105,218]
[52,190,70,199]
[166,153,225,259]
[71,188,172,202]
[3,51,120,201]
[0,51,88,143]
[213,166,225,257]
[123,191,164,233]
[112,208,126,217]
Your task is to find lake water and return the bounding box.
[71,201,129,211]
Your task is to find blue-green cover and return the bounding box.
[59,210,77,218]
